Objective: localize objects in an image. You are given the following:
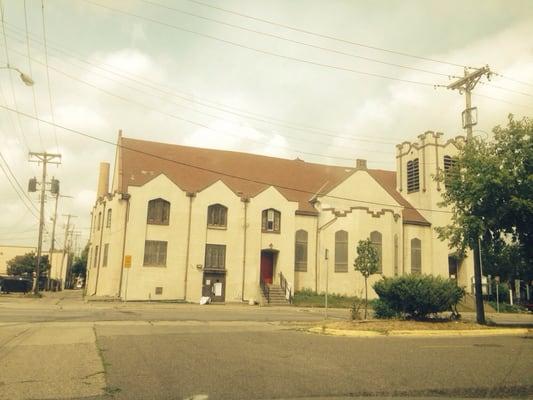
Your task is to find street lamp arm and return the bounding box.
[0,64,34,86]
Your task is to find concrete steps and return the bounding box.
[262,284,291,306]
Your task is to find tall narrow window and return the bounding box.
[143,240,168,266]
[94,245,99,268]
[261,209,281,233]
[205,244,226,270]
[97,212,102,230]
[294,230,308,272]
[370,231,382,274]
[106,209,112,228]
[407,159,420,193]
[102,243,109,267]
[443,155,457,189]
[411,238,421,274]
[207,204,228,228]
[147,198,170,225]
[394,234,399,276]
[334,230,348,273]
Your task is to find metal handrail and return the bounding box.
[279,272,293,304]
[260,276,270,303]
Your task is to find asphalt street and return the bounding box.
[1,291,532,400]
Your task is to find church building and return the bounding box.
[85,131,472,303]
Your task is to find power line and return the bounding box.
[2,31,394,158]
[3,21,401,146]
[1,35,401,164]
[22,0,44,150]
[480,80,533,99]
[184,1,533,93]
[0,153,40,220]
[185,0,467,69]
[0,151,39,213]
[476,92,533,111]
[82,0,441,88]
[2,40,399,165]
[0,103,457,216]
[0,0,31,151]
[40,0,60,152]
[140,0,458,79]
[492,71,533,89]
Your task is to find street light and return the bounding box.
[0,64,34,86]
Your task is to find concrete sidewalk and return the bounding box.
[0,323,106,400]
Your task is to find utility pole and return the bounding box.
[28,152,61,294]
[48,193,73,289]
[447,66,491,324]
[60,214,76,290]
[447,66,491,139]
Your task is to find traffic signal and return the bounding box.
[28,177,37,192]
[51,178,60,195]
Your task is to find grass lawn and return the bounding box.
[293,289,366,308]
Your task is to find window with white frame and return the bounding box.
[261,209,280,233]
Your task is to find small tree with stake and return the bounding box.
[354,239,380,319]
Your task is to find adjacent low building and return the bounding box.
[0,245,68,286]
[86,131,473,303]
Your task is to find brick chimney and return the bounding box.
[97,162,110,198]
[356,159,367,169]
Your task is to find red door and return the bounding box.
[260,252,274,284]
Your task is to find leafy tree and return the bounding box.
[436,115,533,282]
[7,252,49,277]
[353,238,380,319]
[71,245,88,280]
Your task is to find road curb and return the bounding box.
[309,326,531,338]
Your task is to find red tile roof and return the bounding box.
[119,137,429,225]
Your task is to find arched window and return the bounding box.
[334,230,348,273]
[411,238,421,274]
[262,209,281,233]
[294,230,308,272]
[147,198,170,225]
[407,158,420,193]
[370,231,382,274]
[207,204,228,228]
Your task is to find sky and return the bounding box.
[0,0,532,250]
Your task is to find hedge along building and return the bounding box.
[85,131,473,303]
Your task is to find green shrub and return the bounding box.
[373,275,465,319]
[488,282,509,303]
[373,299,399,319]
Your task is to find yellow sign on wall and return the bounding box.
[124,255,132,268]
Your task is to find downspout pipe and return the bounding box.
[183,192,196,301]
[92,199,106,295]
[117,193,130,299]
[241,197,249,302]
